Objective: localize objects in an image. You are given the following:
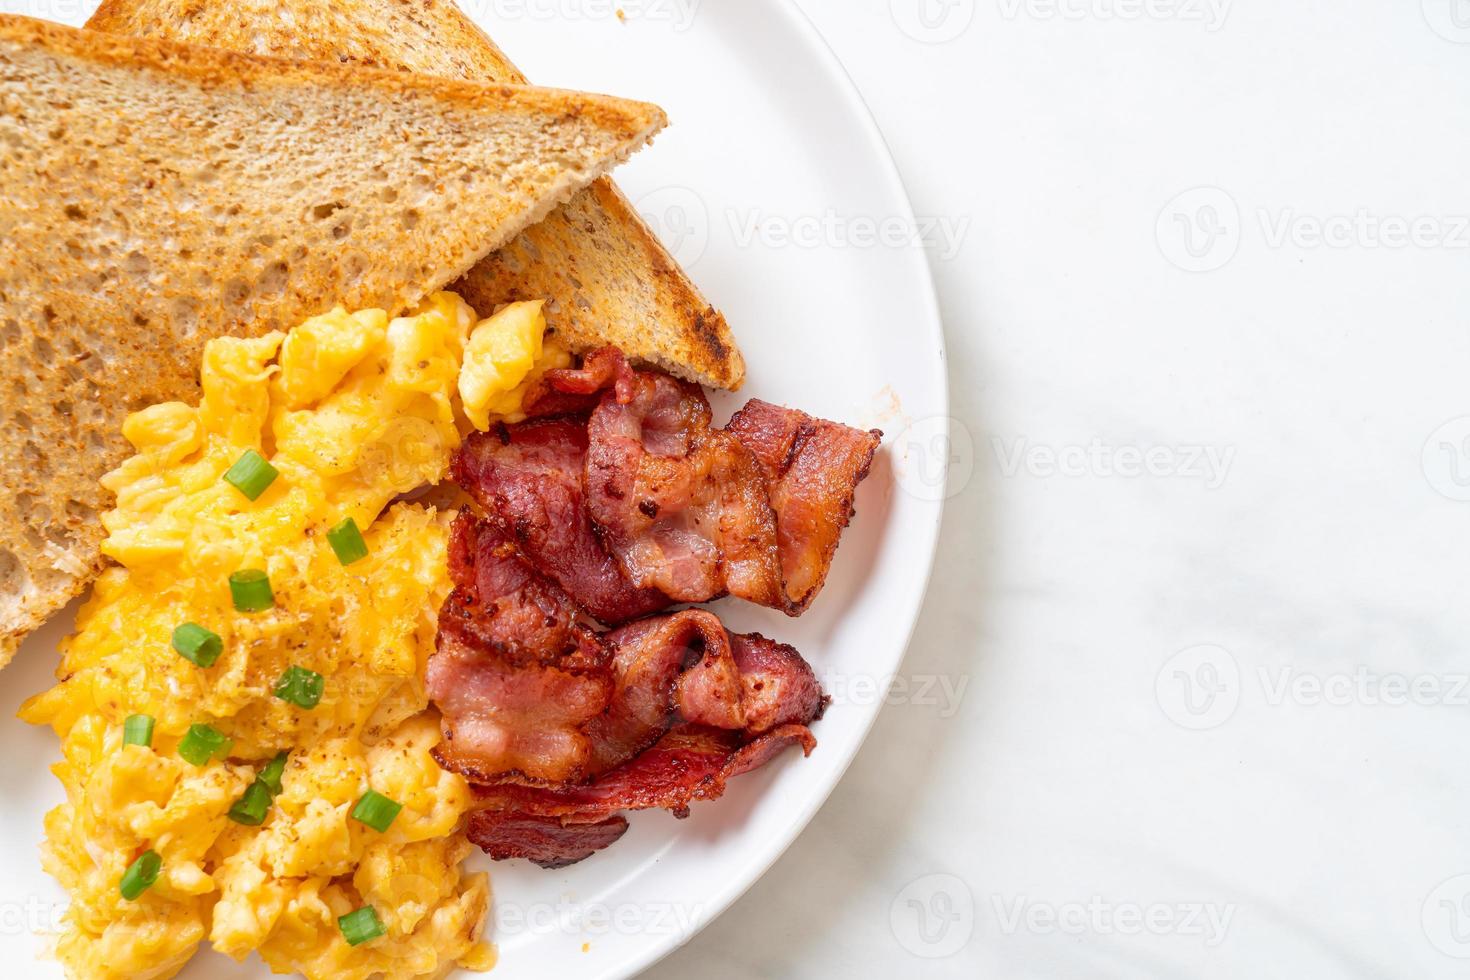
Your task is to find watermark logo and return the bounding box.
[1258,209,1470,251]
[997,0,1231,31]
[1258,667,1470,709]
[1159,187,1470,272]
[0,0,89,21]
[1159,649,1470,730]
[894,416,976,502]
[496,897,708,938]
[1423,0,1470,43]
[1156,645,1241,730]
[0,896,65,935]
[890,0,977,43]
[1156,187,1241,272]
[355,415,449,488]
[823,671,970,719]
[1423,418,1470,502]
[1424,875,1470,957]
[635,186,710,268]
[726,209,970,262]
[993,895,1235,945]
[891,874,975,958]
[993,437,1235,488]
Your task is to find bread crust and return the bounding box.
[0,12,666,661]
[84,0,747,391]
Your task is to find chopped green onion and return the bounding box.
[120,850,161,901]
[223,449,279,501]
[273,666,324,709]
[122,714,155,748]
[350,790,403,833]
[258,751,289,795]
[227,780,273,827]
[178,723,232,766]
[171,622,223,668]
[327,517,370,566]
[338,906,386,947]
[229,569,275,613]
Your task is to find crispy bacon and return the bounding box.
[437,352,875,867]
[467,811,630,870]
[430,514,827,867]
[582,368,788,608]
[467,725,818,867]
[457,348,882,618]
[472,724,819,822]
[727,399,882,608]
[569,349,879,613]
[520,346,636,418]
[429,517,612,786]
[454,420,670,626]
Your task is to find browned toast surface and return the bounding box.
[0,13,666,661]
[87,0,748,391]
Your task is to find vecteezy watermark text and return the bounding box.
[997,0,1231,31]
[634,190,973,269]
[823,671,970,718]
[1157,645,1470,730]
[890,874,1236,958]
[496,897,708,938]
[1158,186,1470,272]
[992,895,1236,946]
[1258,209,1470,251]
[727,208,970,262]
[993,437,1236,489]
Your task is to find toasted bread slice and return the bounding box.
[86,0,747,392]
[0,13,666,662]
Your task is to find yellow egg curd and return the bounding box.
[20,291,557,979]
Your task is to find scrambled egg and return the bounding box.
[21,291,562,980]
[459,300,570,429]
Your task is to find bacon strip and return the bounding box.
[454,420,670,626]
[727,399,882,608]
[429,516,827,864]
[581,368,788,608]
[520,345,636,418]
[429,517,612,786]
[467,725,817,867]
[458,348,882,618]
[436,352,875,867]
[467,811,630,870]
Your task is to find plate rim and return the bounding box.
[0,1,951,976]
[589,3,951,978]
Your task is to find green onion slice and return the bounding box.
[273,666,324,709]
[350,790,404,833]
[223,449,279,501]
[178,723,232,767]
[327,517,370,566]
[120,850,162,901]
[171,623,223,668]
[258,751,289,795]
[227,780,273,827]
[338,906,386,947]
[122,714,155,748]
[229,569,275,613]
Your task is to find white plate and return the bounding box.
[0,1,948,976]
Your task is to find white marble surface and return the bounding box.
[647,2,1470,978]
[4,2,1467,977]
